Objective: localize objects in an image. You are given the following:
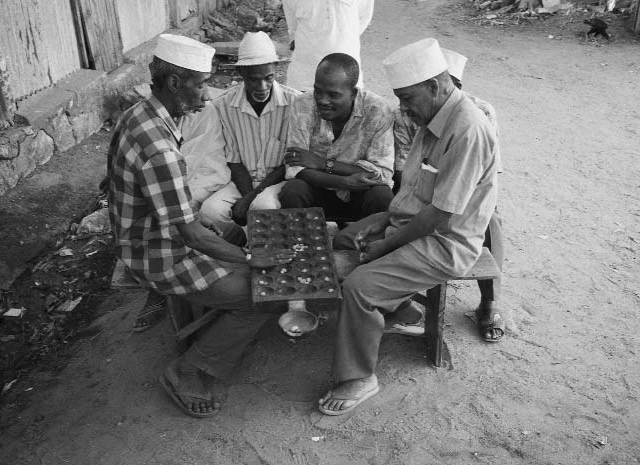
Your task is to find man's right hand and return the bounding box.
[353,217,390,252]
[231,196,253,226]
[249,248,295,269]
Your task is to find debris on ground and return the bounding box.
[463,0,636,32]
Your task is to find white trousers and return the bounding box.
[199,181,285,226]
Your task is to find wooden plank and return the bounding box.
[0,57,14,129]
[0,0,81,100]
[78,0,123,71]
[115,0,169,52]
[633,0,640,33]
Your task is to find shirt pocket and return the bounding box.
[414,161,438,204]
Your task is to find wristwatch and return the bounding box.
[325,159,335,174]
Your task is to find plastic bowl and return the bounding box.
[278,310,319,338]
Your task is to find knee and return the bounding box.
[200,198,232,226]
[365,186,393,207]
[343,268,377,303]
[279,179,311,203]
[251,192,281,210]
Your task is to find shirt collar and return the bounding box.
[231,81,286,116]
[426,87,463,139]
[146,95,184,147]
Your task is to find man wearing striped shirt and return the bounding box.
[199,32,301,227]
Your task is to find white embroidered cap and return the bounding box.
[236,31,279,67]
[383,38,448,89]
[154,34,215,73]
[441,48,468,81]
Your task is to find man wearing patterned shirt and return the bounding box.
[279,53,394,222]
[107,34,294,418]
[198,31,301,227]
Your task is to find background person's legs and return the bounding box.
[199,183,241,227]
[476,209,504,341]
[179,262,273,379]
[250,181,286,210]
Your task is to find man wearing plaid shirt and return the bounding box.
[108,34,294,418]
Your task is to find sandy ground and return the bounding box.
[1,0,640,464]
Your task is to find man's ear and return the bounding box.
[425,78,439,96]
[166,74,180,94]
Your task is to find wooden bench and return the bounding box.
[111,259,216,351]
[411,247,501,368]
[334,247,501,369]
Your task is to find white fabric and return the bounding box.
[283,0,374,91]
[235,31,279,67]
[178,102,230,204]
[154,34,215,72]
[198,181,286,226]
[441,48,467,81]
[383,38,447,90]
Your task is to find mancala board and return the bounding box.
[247,207,342,303]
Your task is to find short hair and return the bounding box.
[149,56,199,89]
[317,53,359,89]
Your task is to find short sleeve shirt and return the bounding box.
[286,89,395,199]
[388,88,498,275]
[213,81,300,187]
[107,96,228,294]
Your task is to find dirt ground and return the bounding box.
[1,0,640,464]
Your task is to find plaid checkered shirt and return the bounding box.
[107,96,228,295]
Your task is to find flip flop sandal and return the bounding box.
[475,307,505,343]
[133,301,166,332]
[159,373,217,418]
[318,384,380,416]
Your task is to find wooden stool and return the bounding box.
[165,295,220,353]
[412,247,501,368]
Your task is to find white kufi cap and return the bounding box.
[236,31,279,67]
[383,38,448,89]
[154,34,215,73]
[441,48,468,81]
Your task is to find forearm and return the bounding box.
[381,205,452,254]
[228,163,254,196]
[332,160,366,176]
[296,169,347,189]
[254,165,285,193]
[178,221,246,263]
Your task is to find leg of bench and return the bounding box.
[424,283,447,367]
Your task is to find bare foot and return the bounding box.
[162,357,220,417]
[476,302,505,342]
[318,375,379,415]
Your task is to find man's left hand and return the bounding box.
[231,196,253,226]
[284,147,325,170]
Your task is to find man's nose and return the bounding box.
[258,79,269,91]
[202,86,212,102]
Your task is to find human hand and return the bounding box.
[352,220,388,252]
[358,239,389,264]
[284,147,325,170]
[342,172,386,191]
[231,196,253,226]
[249,248,296,269]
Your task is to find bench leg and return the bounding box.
[424,284,447,368]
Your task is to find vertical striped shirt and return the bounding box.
[212,81,301,187]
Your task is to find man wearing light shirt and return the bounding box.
[198,32,300,227]
[283,0,374,91]
[279,53,394,223]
